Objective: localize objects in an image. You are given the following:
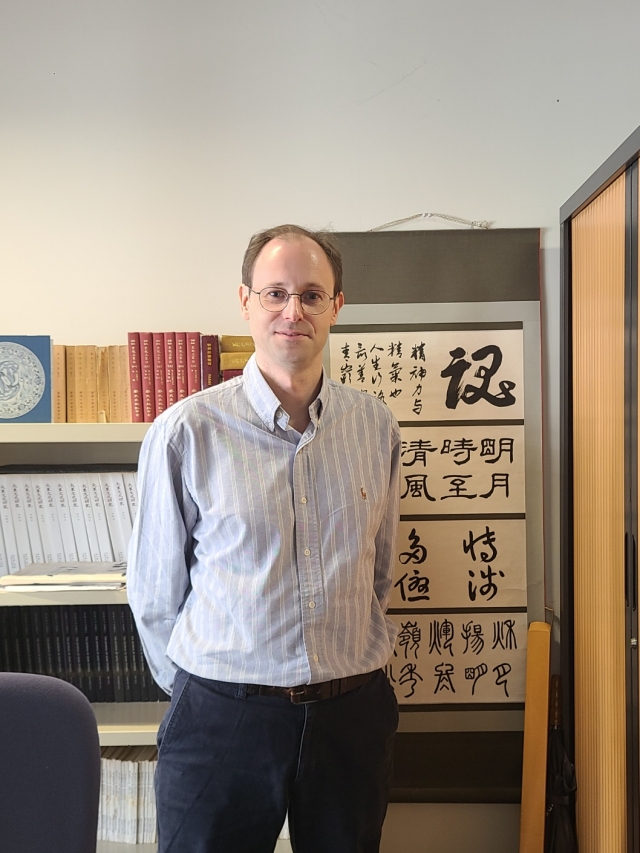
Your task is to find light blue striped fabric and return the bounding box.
[128,355,401,695]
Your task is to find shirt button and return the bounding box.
[309,601,316,609]
[301,497,307,504]
[304,548,311,556]
[313,654,319,662]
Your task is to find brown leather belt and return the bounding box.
[245,670,376,704]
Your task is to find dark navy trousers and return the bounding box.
[155,668,399,853]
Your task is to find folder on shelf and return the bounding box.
[0,560,126,587]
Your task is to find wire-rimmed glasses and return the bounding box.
[249,286,335,315]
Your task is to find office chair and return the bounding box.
[0,672,101,853]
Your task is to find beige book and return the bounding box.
[65,346,77,423]
[220,350,252,371]
[108,346,122,423]
[119,345,132,423]
[52,345,66,423]
[97,346,110,423]
[74,345,86,422]
[219,335,255,353]
[86,345,99,423]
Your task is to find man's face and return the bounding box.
[239,236,344,376]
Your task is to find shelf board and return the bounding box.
[93,701,167,745]
[0,588,129,606]
[0,423,150,443]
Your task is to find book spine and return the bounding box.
[127,333,144,423]
[31,475,58,563]
[0,477,20,573]
[87,605,105,703]
[112,473,133,549]
[136,628,151,701]
[75,345,87,423]
[65,346,77,423]
[87,474,115,561]
[9,608,24,671]
[52,344,67,423]
[125,607,142,702]
[220,351,253,371]
[186,333,201,395]
[119,345,133,423]
[152,333,167,416]
[50,605,67,681]
[164,332,177,408]
[139,333,156,422]
[175,333,188,400]
[98,473,127,562]
[0,607,11,671]
[40,606,57,678]
[30,607,47,675]
[97,346,110,423]
[76,473,102,561]
[63,474,92,562]
[200,334,220,389]
[108,605,126,702]
[61,606,80,690]
[219,335,255,353]
[53,474,79,561]
[222,369,244,382]
[0,522,7,577]
[6,475,33,569]
[99,604,115,702]
[77,604,95,701]
[122,473,139,525]
[118,605,133,701]
[19,476,44,564]
[20,607,36,673]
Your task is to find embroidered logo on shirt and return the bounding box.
[361,487,367,500]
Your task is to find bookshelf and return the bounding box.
[0,423,161,737]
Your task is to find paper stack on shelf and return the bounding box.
[0,561,126,591]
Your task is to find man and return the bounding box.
[128,224,401,853]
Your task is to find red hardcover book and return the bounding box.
[222,369,244,382]
[200,335,220,389]
[164,332,177,408]
[127,333,144,423]
[186,332,201,396]
[139,332,156,422]
[175,333,188,401]
[152,333,167,416]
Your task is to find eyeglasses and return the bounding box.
[249,286,335,315]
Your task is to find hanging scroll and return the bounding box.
[330,324,527,707]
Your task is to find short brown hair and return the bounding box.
[242,224,343,296]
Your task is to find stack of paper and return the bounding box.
[99,745,157,844]
[0,561,126,591]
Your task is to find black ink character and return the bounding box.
[464,663,488,695]
[411,343,426,361]
[434,662,455,694]
[440,438,478,466]
[399,528,428,565]
[397,620,421,659]
[479,473,510,499]
[492,619,518,651]
[395,569,430,602]
[468,565,504,602]
[429,619,454,657]
[461,621,485,655]
[401,439,438,467]
[493,663,512,698]
[480,437,515,464]
[401,475,437,501]
[441,475,477,499]
[399,663,423,698]
[440,345,517,410]
[463,526,498,563]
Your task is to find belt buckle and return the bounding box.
[289,686,319,705]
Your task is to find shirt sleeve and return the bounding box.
[373,414,402,612]
[127,418,197,695]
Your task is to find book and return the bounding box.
[164,333,177,408]
[20,476,45,564]
[200,335,220,389]
[186,333,201,396]
[127,333,144,423]
[0,523,8,577]
[4,475,33,569]
[0,335,52,423]
[220,351,253,371]
[77,473,103,562]
[52,473,79,561]
[86,474,115,561]
[31,475,65,563]
[122,473,139,524]
[119,346,132,423]
[221,369,244,382]
[97,346,110,423]
[64,474,93,562]
[152,333,167,416]
[0,561,126,586]
[175,333,188,400]
[139,333,155,422]
[52,344,66,423]
[99,474,128,562]
[0,477,20,573]
[219,335,255,353]
[65,346,77,423]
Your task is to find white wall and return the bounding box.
[2,0,640,686]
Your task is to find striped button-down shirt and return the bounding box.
[128,355,401,695]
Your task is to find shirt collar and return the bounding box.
[243,353,328,432]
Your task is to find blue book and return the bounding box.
[0,336,52,423]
